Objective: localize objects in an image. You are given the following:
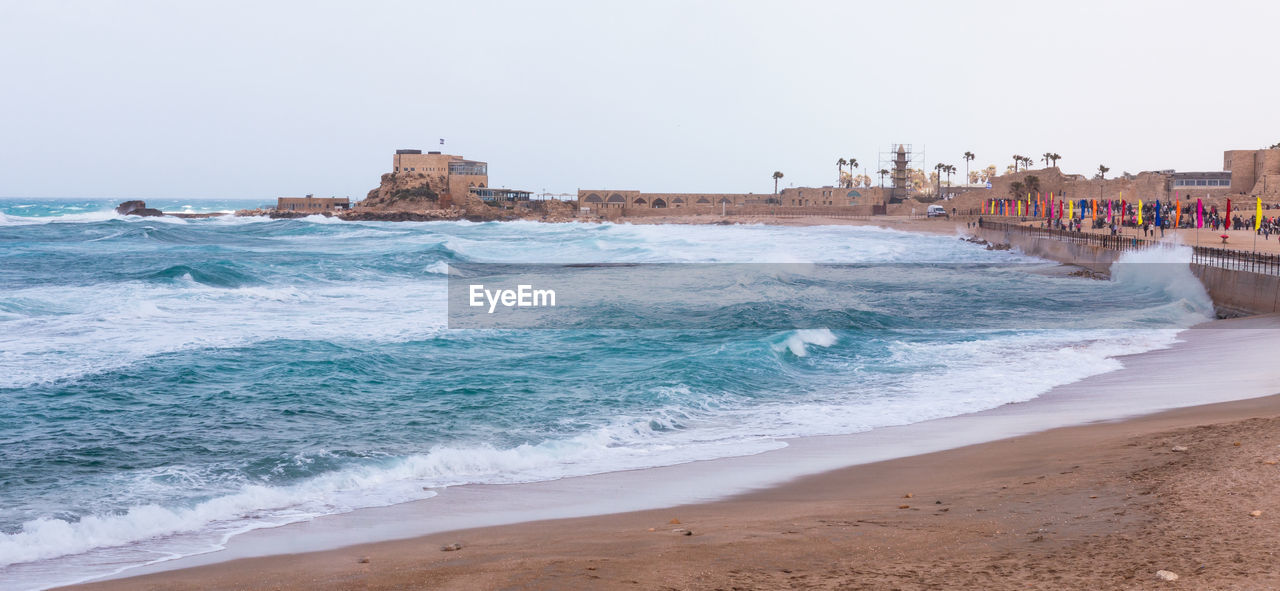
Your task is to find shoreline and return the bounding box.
[61,313,1280,590]
[67,363,1280,589]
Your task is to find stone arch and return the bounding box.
[584,193,603,203]
[672,197,685,204]
[696,197,711,204]
[652,198,667,208]
[633,197,647,205]
[607,194,625,203]
[719,197,732,204]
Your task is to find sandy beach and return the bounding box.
[63,312,1280,590]
[67,391,1280,590]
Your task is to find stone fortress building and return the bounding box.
[392,149,491,199]
[1224,148,1280,196]
[376,149,531,206]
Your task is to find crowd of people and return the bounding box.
[982,196,1280,240]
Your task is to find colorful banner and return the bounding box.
[1258,198,1263,231]
[1196,198,1203,228]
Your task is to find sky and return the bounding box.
[1,0,1277,201]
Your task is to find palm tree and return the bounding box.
[1009,181,1026,200]
[878,168,889,188]
[1012,155,1021,172]
[1048,153,1061,167]
[773,171,784,194]
[836,158,847,184]
[1096,165,1109,180]
[1024,175,1041,196]
[934,163,947,196]
[943,164,956,187]
[1042,152,1053,167]
[963,151,975,185]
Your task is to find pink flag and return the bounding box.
[1196,198,1203,228]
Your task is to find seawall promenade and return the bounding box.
[973,220,1280,316]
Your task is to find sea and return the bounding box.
[0,198,1215,590]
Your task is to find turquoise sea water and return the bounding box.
[0,198,1214,589]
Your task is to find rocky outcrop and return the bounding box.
[361,172,446,211]
[116,200,164,217]
[339,209,463,222]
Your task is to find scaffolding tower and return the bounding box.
[878,144,925,203]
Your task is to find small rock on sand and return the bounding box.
[668,518,681,524]
[1155,570,1179,581]
[1250,510,1263,517]
[898,504,910,509]
[672,528,693,536]
[903,493,913,498]
[357,556,370,564]
[1171,445,1188,452]
[440,543,463,552]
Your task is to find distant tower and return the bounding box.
[892,144,909,203]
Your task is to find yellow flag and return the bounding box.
[1068,199,1074,219]
[1138,199,1143,224]
[1258,198,1263,231]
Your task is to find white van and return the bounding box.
[926,204,948,218]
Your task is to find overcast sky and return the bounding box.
[1,0,1277,201]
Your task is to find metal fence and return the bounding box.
[977,220,1280,276]
[1191,246,1280,276]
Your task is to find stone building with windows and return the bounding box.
[276,195,350,211]
[391,149,490,199]
[1224,148,1280,196]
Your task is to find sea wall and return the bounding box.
[970,225,1280,316]
[971,225,1121,275]
[1189,265,1280,316]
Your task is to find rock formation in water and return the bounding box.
[115,200,164,217]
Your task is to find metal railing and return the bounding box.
[1191,246,1280,276]
[977,219,1280,276]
